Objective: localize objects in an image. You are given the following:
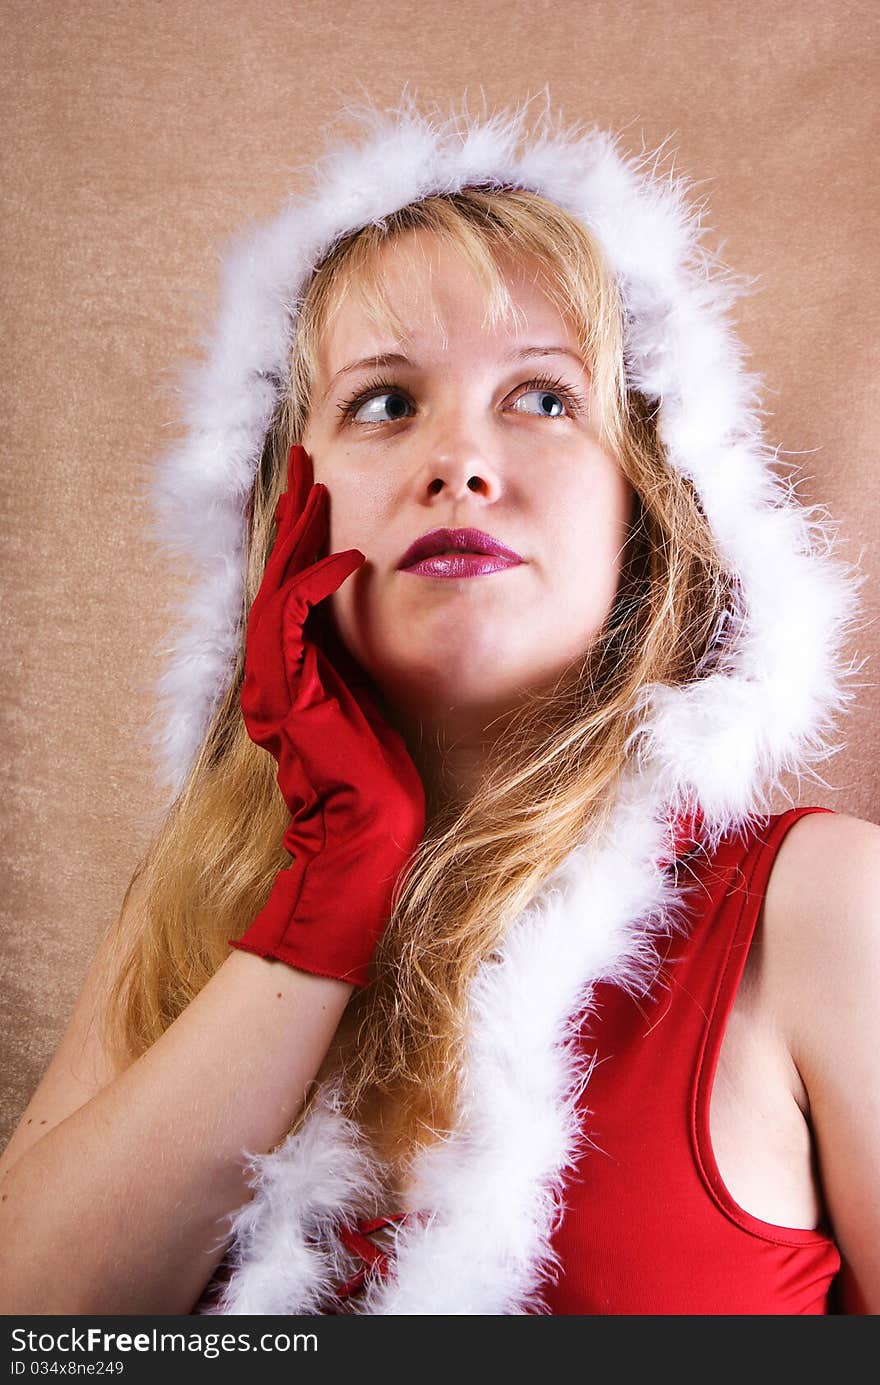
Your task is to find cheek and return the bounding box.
[305,440,387,553]
[307,455,359,551]
[315,472,384,649]
[325,486,390,562]
[553,475,631,563]
[551,478,633,619]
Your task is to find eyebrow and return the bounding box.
[321,345,587,404]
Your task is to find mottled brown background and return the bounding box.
[1,0,877,1145]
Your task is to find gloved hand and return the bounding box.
[228,443,426,988]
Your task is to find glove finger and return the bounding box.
[250,482,328,636]
[282,483,331,582]
[286,442,314,520]
[295,547,365,607]
[273,445,315,541]
[281,549,365,690]
[255,447,326,639]
[244,541,362,723]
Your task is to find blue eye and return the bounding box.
[335,371,587,425]
[511,388,568,418]
[349,389,413,425]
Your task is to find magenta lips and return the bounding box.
[397,527,523,577]
[404,553,520,578]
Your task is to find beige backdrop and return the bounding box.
[1,0,877,1145]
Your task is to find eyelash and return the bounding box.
[334,372,588,424]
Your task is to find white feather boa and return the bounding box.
[142,91,862,1314]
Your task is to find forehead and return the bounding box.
[316,229,576,375]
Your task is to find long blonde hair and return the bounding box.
[99,186,736,1172]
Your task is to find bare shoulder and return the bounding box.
[761,808,880,1061]
[762,810,880,1001]
[762,809,880,1312]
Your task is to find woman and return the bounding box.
[0,94,877,1316]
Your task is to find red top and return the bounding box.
[194,806,842,1314]
[540,804,841,1314]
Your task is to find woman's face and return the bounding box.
[301,229,633,730]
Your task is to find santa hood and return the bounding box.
[142,92,861,1314]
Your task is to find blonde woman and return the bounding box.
[1,94,877,1316]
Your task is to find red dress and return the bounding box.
[329,806,841,1315]
[539,804,840,1313]
[194,806,842,1314]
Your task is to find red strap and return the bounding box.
[358,1214,408,1234]
[337,1222,392,1273]
[332,1213,411,1303]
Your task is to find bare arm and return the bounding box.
[764,811,880,1314]
[0,947,353,1315]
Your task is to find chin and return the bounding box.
[339,610,581,721]
[366,646,541,727]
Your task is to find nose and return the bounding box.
[427,471,490,498]
[421,430,502,502]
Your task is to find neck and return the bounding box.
[398,714,499,816]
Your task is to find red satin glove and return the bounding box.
[228,443,426,988]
